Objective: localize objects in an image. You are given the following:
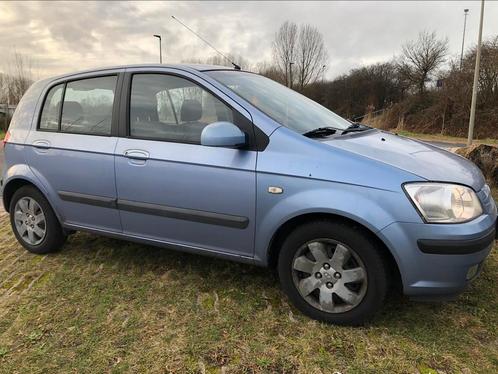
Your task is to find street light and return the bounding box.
[153,34,162,64]
[460,9,469,69]
[467,0,485,146]
[289,62,294,89]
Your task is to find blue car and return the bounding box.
[1,64,496,325]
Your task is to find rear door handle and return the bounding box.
[124,149,150,161]
[32,140,51,150]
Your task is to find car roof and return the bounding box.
[45,63,236,82]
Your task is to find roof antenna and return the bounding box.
[171,15,241,70]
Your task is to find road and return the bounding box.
[422,140,467,149]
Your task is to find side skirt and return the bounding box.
[62,222,259,266]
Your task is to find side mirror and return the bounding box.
[201,121,247,148]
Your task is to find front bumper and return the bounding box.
[379,213,496,299]
[417,227,495,255]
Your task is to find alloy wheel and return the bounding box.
[291,239,368,313]
[14,197,47,246]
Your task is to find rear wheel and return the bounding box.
[278,220,388,325]
[9,186,66,254]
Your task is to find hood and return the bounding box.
[322,130,485,191]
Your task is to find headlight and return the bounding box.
[404,183,483,223]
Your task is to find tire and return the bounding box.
[9,185,66,254]
[277,220,388,326]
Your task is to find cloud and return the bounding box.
[1,1,497,80]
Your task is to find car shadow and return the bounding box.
[51,231,488,329]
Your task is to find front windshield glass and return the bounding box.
[206,70,352,133]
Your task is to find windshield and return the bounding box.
[206,71,352,133]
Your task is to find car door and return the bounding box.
[114,69,257,258]
[25,72,123,232]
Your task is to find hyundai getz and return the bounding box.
[1,64,496,325]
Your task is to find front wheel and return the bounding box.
[9,186,66,254]
[278,220,388,325]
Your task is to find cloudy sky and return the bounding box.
[1,1,498,80]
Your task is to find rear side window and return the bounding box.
[39,84,64,131]
[129,74,234,143]
[61,76,117,135]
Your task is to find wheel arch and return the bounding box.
[266,212,403,290]
[3,177,52,214]
[3,178,33,212]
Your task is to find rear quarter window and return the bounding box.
[39,83,64,131]
[7,79,47,133]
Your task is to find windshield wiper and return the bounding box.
[341,122,371,135]
[302,126,338,138]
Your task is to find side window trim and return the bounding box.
[122,71,259,149]
[37,73,122,137]
[112,73,125,137]
[57,83,67,131]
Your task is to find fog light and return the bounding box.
[466,264,479,280]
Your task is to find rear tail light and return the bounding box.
[2,130,11,147]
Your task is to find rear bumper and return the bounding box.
[379,213,496,299]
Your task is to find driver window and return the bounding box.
[130,74,234,143]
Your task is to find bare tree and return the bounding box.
[1,51,34,105]
[0,52,34,130]
[0,73,6,103]
[272,21,298,87]
[295,24,328,90]
[272,22,328,90]
[182,53,252,71]
[256,61,285,83]
[475,36,498,106]
[399,31,448,94]
[207,54,252,71]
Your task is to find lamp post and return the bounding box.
[460,9,469,69]
[153,34,162,64]
[467,0,485,146]
[289,62,294,89]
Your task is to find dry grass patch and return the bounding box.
[492,188,498,201]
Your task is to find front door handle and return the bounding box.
[124,149,150,161]
[32,140,51,150]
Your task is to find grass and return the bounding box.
[392,130,498,146]
[0,203,497,373]
[0,130,5,140]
